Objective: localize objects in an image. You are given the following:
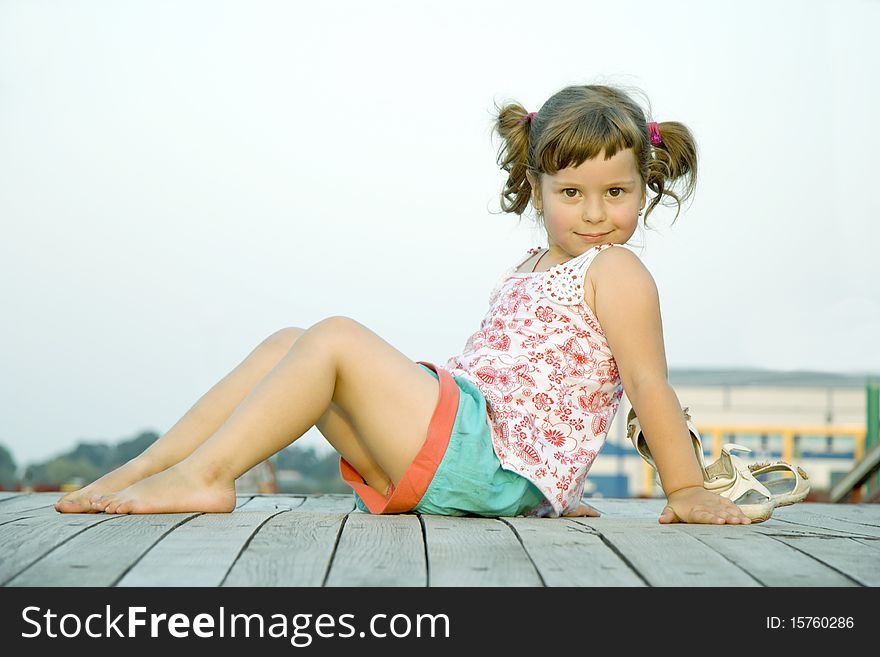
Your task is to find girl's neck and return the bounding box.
[532,247,572,271]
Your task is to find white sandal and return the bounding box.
[626,406,709,486]
[746,460,810,507]
[626,407,777,522]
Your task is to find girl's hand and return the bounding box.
[659,486,752,525]
[562,502,602,517]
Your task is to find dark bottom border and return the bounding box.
[1,587,871,652]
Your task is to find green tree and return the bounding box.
[271,445,348,494]
[22,430,160,488]
[68,443,114,470]
[114,431,159,464]
[45,457,103,486]
[0,443,18,489]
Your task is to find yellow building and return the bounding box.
[588,368,869,501]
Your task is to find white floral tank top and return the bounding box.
[444,243,629,518]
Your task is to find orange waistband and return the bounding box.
[339,361,460,514]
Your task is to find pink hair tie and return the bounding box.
[648,121,662,145]
[516,111,537,126]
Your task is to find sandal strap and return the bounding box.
[627,406,802,505]
[628,405,712,485]
[721,446,774,499]
[747,460,810,481]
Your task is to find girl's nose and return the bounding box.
[581,211,605,224]
[581,200,605,223]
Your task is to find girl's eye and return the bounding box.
[562,188,625,197]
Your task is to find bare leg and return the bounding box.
[56,327,304,513]
[90,316,440,514]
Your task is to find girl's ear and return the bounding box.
[526,171,541,208]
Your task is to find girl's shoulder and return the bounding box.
[586,242,645,275]
[581,244,648,312]
[583,243,649,290]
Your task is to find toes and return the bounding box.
[107,498,130,514]
[56,497,88,513]
[91,495,112,512]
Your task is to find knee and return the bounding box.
[308,315,361,337]
[304,316,362,351]
[262,326,306,353]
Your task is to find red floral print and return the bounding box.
[532,392,553,412]
[445,243,628,518]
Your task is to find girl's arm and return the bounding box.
[590,248,751,524]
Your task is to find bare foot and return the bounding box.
[55,458,158,513]
[89,463,236,514]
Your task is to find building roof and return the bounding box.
[667,367,878,388]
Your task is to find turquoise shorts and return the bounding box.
[341,362,545,517]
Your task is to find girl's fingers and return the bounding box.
[716,509,751,524]
[661,502,754,525]
[697,509,724,524]
[693,508,744,525]
[659,505,681,523]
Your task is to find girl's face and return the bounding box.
[527,147,646,259]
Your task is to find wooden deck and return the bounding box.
[1,491,878,587]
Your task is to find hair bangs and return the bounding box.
[537,110,637,175]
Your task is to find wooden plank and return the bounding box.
[235,495,307,511]
[0,492,65,513]
[223,496,354,587]
[422,515,542,587]
[749,520,869,538]
[583,497,666,517]
[0,515,33,528]
[0,514,123,585]
[5,513,199,586]
[570,517,761,586]
[0,504,72,527]
[504,517,645,586]
[325,512,425,587]
[0,493,91,529]
[0,492,27,502]
[769,536,879,586]
[590,498,879,538]
[234,495,255,509]
[116,498,306,587]
[785,503,880,528]
[768,506,880,538]
[6,494,871,588]
[849,537,880,552]
[668,524,858,586]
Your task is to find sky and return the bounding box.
[1,0,878,468]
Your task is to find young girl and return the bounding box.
[56,83,753,525]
